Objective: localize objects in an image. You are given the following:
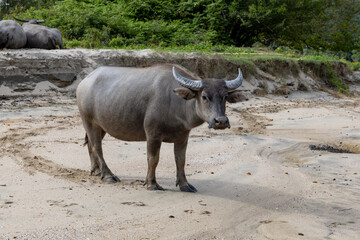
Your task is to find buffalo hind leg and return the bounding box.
[144,138,164,190]
[85,133,104,176]
[84,123,120,183]
[88,140,99,175]
[174,137,197,193]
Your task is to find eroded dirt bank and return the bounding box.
[1,49,359,98]
[0,91,359,239]
[1,49,360,239]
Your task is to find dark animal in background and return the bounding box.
[13,16,64,49]
[76,64,245,192]
[0,20,27,49]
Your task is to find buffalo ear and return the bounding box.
[173,88,196,100]
[226,91,248,103]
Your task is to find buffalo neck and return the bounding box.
[184,98,204,129]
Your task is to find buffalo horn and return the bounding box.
[173,67,203,90]
[36,20,46,24]
[12,16,29,22]
[225,68,243,90]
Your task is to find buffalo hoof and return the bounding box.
[147,184,165,191]
[90,167,100,176]
[105,176,121,183]
[180,183,197,193]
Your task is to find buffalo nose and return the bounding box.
[213,116,230,129]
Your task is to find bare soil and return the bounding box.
[1,91,359,240]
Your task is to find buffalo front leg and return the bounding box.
[144,139,164,191]
[174,137,197,193]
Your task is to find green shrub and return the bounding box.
[351,50,360,62]
[275,46,292,54]
[350,62,360,71]
[65,39,82,48]
[108,37,126,48]
[325,63,349,93]
[4,0,360,55]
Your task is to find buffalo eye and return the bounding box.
[202,95,208,102]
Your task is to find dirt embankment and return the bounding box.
[1,49,359,97]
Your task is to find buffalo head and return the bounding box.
[173,67,244,130]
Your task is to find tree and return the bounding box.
[309,0,360,52]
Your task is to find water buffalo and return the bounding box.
[0,20,27,49]
[13,16,64,49]
[76,64,244,192]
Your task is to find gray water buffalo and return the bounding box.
[76,64,244,192]
[0,20,27,49]
[13,17,64,49]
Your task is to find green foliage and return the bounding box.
[351,50,360,62]
[275,46,292,54]
[7,0,220,48]
[65,39,82,48]
[325,62,349,93]
[349,62,360,71]
[312,0,360,52]
[1,0,360,55]
[0,0,56,17]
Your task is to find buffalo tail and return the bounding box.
[83,134,88,147]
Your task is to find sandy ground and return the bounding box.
[0,91,359,240]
